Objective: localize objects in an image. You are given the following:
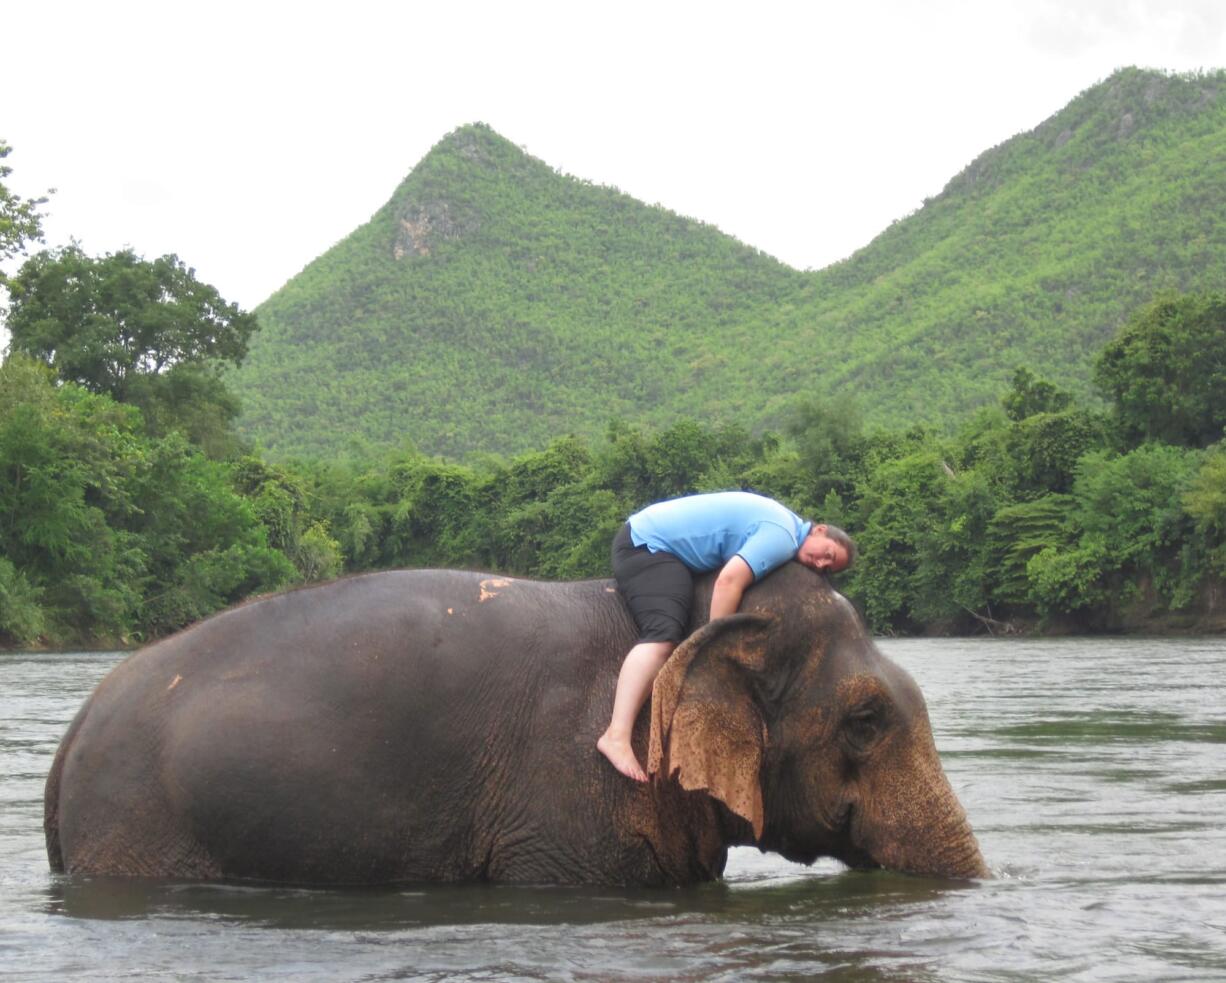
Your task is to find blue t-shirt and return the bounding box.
[628,492,812,580]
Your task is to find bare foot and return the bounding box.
[597,731,648,782]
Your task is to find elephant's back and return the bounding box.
[70,569,627,771]
[97,569,616,680]
[50,569,638,882]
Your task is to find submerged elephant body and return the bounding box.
[46,565,987,886]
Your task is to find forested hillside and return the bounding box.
[232,68,1226,459]
[801,67,1226,422]
[234,127,806,458]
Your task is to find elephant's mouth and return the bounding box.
[766,801,881,871]
[835,843,881,871]
[833,802,880,871]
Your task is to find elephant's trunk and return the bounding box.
[896,812,989,880]
[853,735,990,880]
[858,795,988,879]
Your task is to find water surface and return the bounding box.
[2,638,1224,981]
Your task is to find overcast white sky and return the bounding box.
[3,0,1224,315]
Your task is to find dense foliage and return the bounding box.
[7,247,256,397]
[1093,291,1226,448]
[5,284,1223,647]
[231,68,1226,459]
[0,356,296,646]
[6,247,256,458]
[0,223,333,646]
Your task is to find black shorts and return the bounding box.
[611,523,693,644]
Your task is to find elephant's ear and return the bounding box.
[648,613,772,839]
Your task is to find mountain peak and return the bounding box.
[944,67,1224,197]
[404,122,535,183]
[1036,66,1223,148]
[384,123,542,259]
[427,122,517,164]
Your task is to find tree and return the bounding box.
[1026,444,1201,617]
[1001,367,1072,422]
[1094,292,1226,448]
[0,354,295,645]
[1003,410,1104,497]
[1182,444,1226,577]
[0,141,51,277]
[781,397,866,511]
[124,362,245,458]
[229,455,343,581]
[6,246,257,402]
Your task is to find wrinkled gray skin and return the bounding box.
[46,564,988,886]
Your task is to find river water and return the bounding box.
[2,637,1224,982]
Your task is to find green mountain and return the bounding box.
[233,67,1226,459]
[799,66,1226,423]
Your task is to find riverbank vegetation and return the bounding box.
[1,284,1222,647]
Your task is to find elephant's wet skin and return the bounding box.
[45,565,988,886]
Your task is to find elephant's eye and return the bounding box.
[843,700,888,754]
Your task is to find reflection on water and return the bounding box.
[43,865,971,930]
[3,639,1226,982]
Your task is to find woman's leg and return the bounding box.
[597,640,676,781]
[603,522,691,781]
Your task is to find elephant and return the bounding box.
[45,563,988,886]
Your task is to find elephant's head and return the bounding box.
[647,565,988,880]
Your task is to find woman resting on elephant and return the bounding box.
[598,490,856,781]
[49,486,992,885]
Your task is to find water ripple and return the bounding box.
[2,641,1225,981]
